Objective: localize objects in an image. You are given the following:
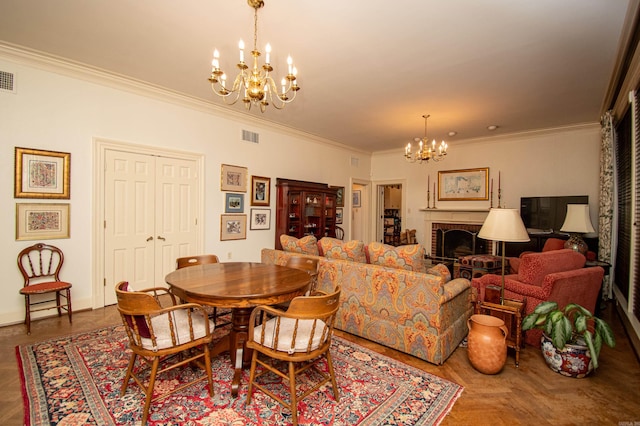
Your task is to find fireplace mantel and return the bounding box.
[420,208,490,257]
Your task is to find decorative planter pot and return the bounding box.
[540,333,593,378]
[467,314,508,374]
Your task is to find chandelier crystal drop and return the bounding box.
[208,0,300,112]
[404,114,448,164]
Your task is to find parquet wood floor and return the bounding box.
[1,301,638,425]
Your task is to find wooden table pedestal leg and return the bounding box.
[228,307,253,397]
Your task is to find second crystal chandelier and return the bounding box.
[404,114,448,164]
[208,0,300,112]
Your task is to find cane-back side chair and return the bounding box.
[115,281,214,425]
[246,286,342,426]
[17,243,72,334]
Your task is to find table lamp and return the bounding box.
[560,204,595,255]
[478,208,530,304]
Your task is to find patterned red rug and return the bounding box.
[17,324,462,425]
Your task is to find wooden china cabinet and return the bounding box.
[275,179,338,250]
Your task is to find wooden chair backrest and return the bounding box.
[115,281,162,314]
[17,243,64,286]
[286,286,341,318]
[285,256,319,275]
[176,254,220,269]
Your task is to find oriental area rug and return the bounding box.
[17,324,462,425]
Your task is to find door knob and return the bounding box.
[157,236,166,241]
[146,236,154,242]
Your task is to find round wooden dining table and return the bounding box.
[165,262,311,397]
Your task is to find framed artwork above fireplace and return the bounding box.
[438,167,489,201]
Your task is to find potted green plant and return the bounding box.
[522,301,616,377]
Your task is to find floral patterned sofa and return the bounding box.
[261,236,474,365]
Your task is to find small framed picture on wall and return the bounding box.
[251,175,270,206]
[250,208,271,230]
[225,193,244,213]
[220,214,247,240]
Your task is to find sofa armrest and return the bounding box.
[441,277,471,303]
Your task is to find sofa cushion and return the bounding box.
[365,242,426,272]
[280,235,319,256]
[319,237,366,263]
[427,263,452,282]
[517,249,586,286]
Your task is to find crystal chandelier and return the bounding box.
[208,0,300,112]
[404,114,448,164]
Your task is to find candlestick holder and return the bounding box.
[497,189,502,208]
[431,193,437,209]
[426,190,432,209]
[490,189,494,208]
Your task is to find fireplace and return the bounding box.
[421,208,493,260]
[431,222,494,262]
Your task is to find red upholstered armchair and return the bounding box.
[472,249,604,347]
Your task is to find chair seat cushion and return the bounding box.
[141,310,214,350]
[20,281,72,294]
[254,317,327,354]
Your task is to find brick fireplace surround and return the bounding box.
[421,209,494,260]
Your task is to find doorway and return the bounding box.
[93,139,204,307]
[375,181,405,245]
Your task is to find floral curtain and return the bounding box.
[599,110,615,299]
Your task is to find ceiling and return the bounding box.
[0,1,632,152]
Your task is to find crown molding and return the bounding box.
[0,41,368,156]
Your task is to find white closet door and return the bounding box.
[154,156,199,284]
[103,150,199,306]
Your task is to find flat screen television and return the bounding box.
[520,195,588,233]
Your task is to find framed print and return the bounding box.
[220,164,247,192]
[225,193,244,213]
[352,190,361,208]
[336,208,343,224]
[438,167,489,201]
[250,208,271,230]
[16,203,70,241]
[334,186,345,207]
[220,214,247,240]
[251,175,270,206]
[15,147,71,199]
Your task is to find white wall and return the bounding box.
[0,49,602,328]
[371,125,602,246]
[0,53,371,326]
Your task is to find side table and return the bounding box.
[459,254,503,280]
[475,298,525,367]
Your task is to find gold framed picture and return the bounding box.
[16,203,70,241]
[15,147,71,199]
[251,175,270,206]
[438,167,489,201]
[220,164,247,192]
[220,214,247,240]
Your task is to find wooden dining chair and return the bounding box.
[246,286,342,426]
[175,254,229,326]
[115,281,214,425]
[17,243,72,334]
[176,254,220,269]
[285,256,319,294]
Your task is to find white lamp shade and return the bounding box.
[560,204,595,234]
[478,208,530,242]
